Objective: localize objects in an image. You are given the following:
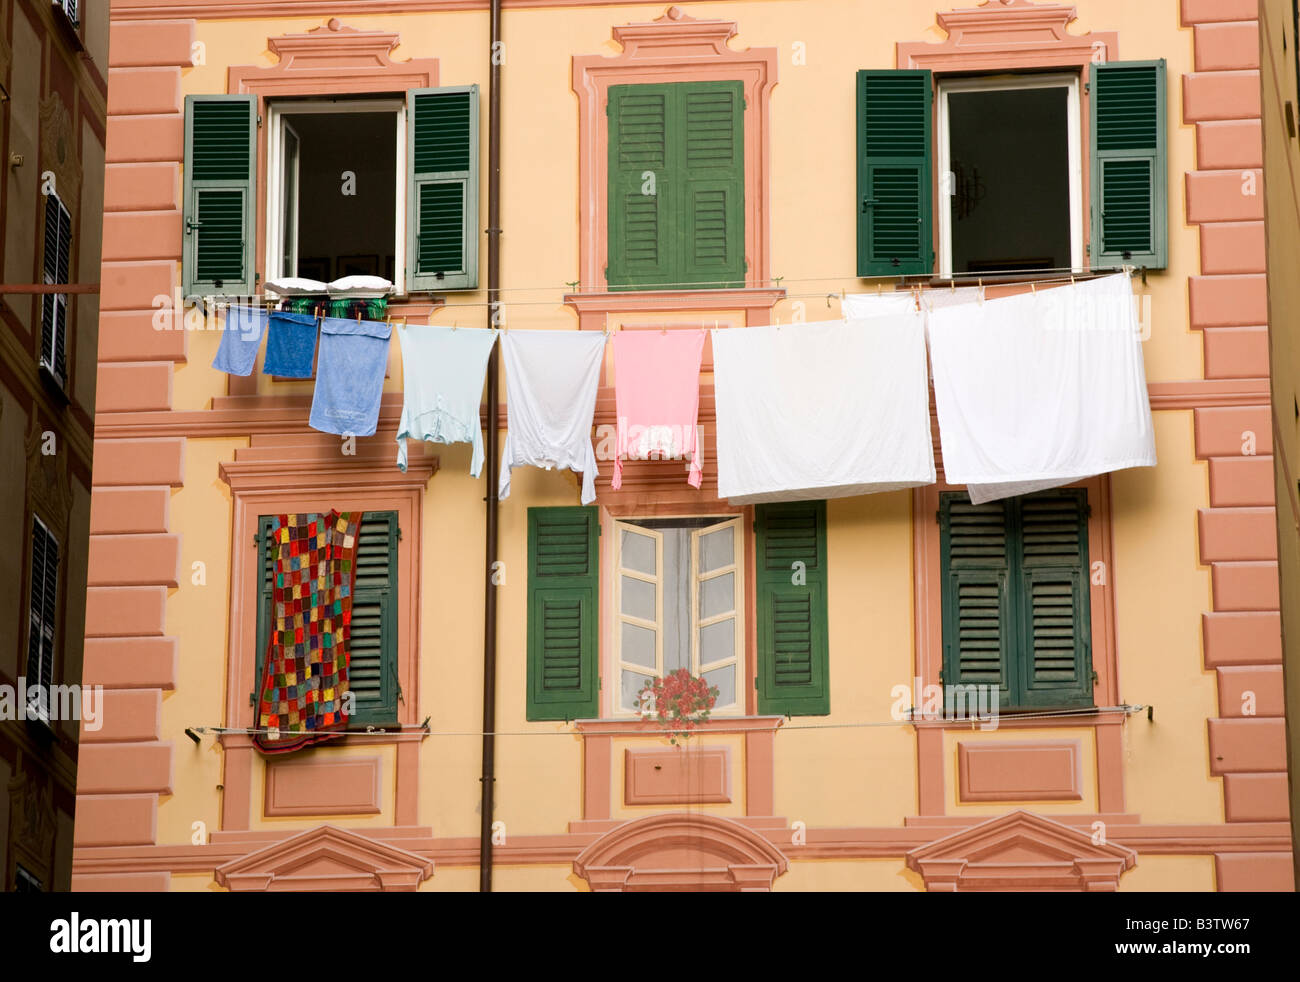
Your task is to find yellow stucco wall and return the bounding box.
[138,0,1239,891]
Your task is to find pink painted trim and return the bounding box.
[624,747,731,805]
[957,740,1083,803]
[571,8,777,292]
[263,756,383,817]
[574,716,782,735]
[213,824,433,891]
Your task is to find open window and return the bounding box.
[856,61,1166,278]
[613,517,743,717]
[183,86,478,298]
[265,99,404,285]
[937,75,1082,278]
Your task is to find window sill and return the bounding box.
[51,6,84,53]
[564,287,786,329]
[901,267,1137,289]
[573,715,784,737]
[908,708,1122,730]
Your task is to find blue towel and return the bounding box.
[263,310,319,378]
[211,306,267,376]
[309,317,392,437]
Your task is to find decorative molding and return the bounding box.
[264,756,383,817]
[957,740,1083,802]
[571,7,778,291]
[905,810,1136,891]
[624,747,732,806]
[898,0,1120,71]
[227,18,441,97]
[40,92,83,220]
[218,455,436,493]
[111,0,754,19]
[26,414,74,538]
[573,715,782,736]
[8,771,57,884]
[213,824,433,891]
[564,288,787,334]
[70,819,1296,876]
[573,812,789,891]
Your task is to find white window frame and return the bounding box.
[936,73,1083,279]
[611,516,744,719]
[264,99,406,289]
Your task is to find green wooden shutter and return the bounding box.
[607,84,673,290]
[256,511,399,727]
[1015,490,1093,708]
[183,95,256,297]
[608,81,745,290]
[1090,60,1167,269]
[527,507,599,721]
[406,86,479,292]
[683,81,745,289]
[856,70,933,277]
[939,495,1013,706]
[756,502,829,717]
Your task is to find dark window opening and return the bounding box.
[947,86,1071,274]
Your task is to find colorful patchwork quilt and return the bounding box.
[253,510,364,755]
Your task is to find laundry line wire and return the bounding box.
[186,704,1147,741]
[205,265,1137,314]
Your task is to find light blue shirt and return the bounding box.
[395,325,498,475]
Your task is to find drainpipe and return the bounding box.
[479,0,503,893]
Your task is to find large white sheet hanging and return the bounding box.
[711,312,935,504]
[927,272,1156,504]
[499,330,607,505]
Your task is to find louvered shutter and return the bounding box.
[756,502,829,717]
[183,95,256,296]
[27,517,58,697]
[1090,60,1167,269]
[939,495,1013,705]
[607,84,673,289]
[682,81,745,289]
[856,70,933,277]
[60,1,79,26]
[255,512,399,727]
[527,507,599,721]
[40,193,71,385]
[407,86,479,292]
[1015,490,1093,708]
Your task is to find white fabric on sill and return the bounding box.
[499,329,607,505]
[927,272,1156,504]
[711,312,935,504]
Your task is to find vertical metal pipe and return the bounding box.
[479,0,503,893]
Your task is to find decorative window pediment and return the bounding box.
[906,810,1136,891]
[214,825,433,892]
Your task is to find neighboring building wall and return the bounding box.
[73,0,1293,892]
[0,0,107,892]
[1260,0,1300,887]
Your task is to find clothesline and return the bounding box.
[201,265,1139,313]
[185,704,1149,740]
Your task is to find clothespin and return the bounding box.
[876,282,883,296]
[400,316,407,329]
[1070,273,1076,286]
[977,278,984,305]
[452,320,457,331]
[826,293,834,308]
[661,323,666,335]
[1030,282,1037,296]
[356,306,362,322]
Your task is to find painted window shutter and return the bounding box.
[1015,490,1093,708]
[856,69,933,277]
[940,490,1094,710]
[183,95,256,297]
[608,84,674,290]
[939,496,1013,704]
[527,507,599,721]
[256,511,399,727]
[407,85,479,292]
[756,501,829,717]
[26,517,58,696]
[1090,60,1167,269]
[607,81,744,290]
[39,192,72,386]
[683,81,745,289]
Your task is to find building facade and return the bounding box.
[1260,0,1300,888]
[73,0,1294,892]
[0,0,107,893]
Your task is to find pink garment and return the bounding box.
[612,330,707,490]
